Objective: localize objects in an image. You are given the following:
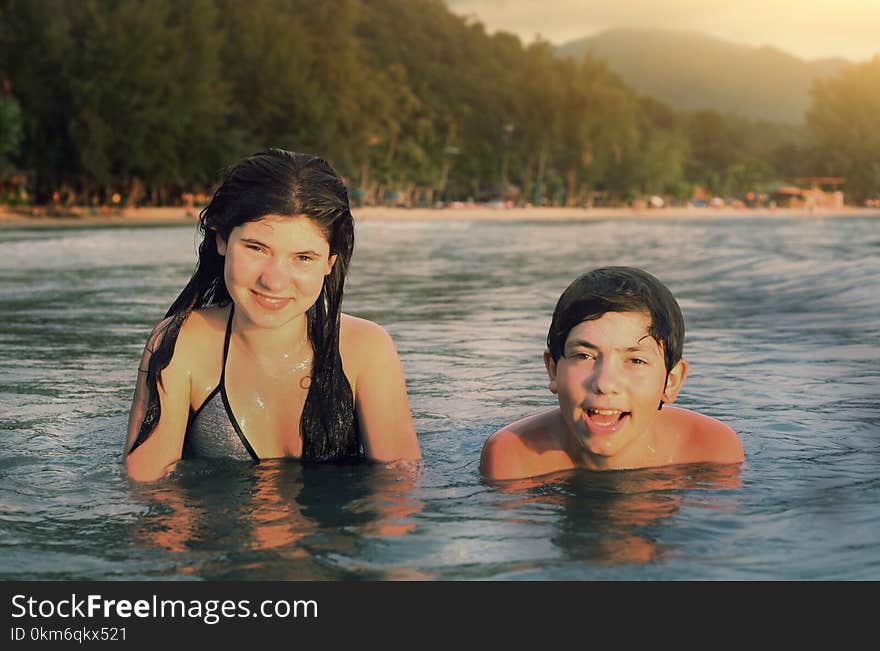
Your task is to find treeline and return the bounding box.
[0,0,878,206]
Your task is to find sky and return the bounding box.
[444,0,880,62]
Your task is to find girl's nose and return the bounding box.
[258,256,290,292]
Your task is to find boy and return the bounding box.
[480,266,743,480]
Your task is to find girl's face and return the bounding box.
[217,215,336,330]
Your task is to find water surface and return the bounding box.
[1,215,878,580]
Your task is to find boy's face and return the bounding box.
[545,311,687,467]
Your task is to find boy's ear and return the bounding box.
[215,231,227,256]
[544,350,558,395]
[662,358,688,404]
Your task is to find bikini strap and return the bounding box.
[220,304,234,383]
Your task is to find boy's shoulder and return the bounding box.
[661,405,744,465]
[479,409,575,481]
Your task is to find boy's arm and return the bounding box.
[481,409,575,480]
[480,429,529,480]
[703,419,744,464]
[667,406,744,464]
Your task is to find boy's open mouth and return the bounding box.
[583,408,630,434]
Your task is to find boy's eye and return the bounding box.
[571,352,594,360]
[630,358,647,365]
[297,255,313,262]
[245,243,265,253]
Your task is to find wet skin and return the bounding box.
[546,311,686,470]
[216,215,336,333]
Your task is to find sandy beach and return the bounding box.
[2,204,879,229]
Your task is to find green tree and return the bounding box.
[0,94,22,170]
[3,0,848,208]
[808,56,880,203]
[516,41,565,205]
[355,0,524,201]
[217,0,325,162]
[66,0,229,204]
[0,0,77,200]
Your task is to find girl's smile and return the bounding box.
[217,215,336,329]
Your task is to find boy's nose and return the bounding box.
[591,360,621,395]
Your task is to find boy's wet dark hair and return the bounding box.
[546,267,685,374]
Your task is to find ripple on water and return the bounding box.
[1,218,879,579]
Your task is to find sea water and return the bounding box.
[1,215,878,579]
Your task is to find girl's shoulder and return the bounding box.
[186,305,230,335]
[182,305,230,360]
[339,313,400,373]
[146,305,229,370]
[339,314,391,347]
[340,313,390,341]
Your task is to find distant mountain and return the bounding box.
[556,28,851,124]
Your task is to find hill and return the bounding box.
[556,28,850,124]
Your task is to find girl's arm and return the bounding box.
[343,316,421,462]
[123,320,192,482]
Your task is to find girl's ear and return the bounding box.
[662,358,689,404]
[544,350,558,395]
[215,231,227,256]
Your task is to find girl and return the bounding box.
[125,149,420,482]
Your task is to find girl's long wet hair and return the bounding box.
[129,149,360,461]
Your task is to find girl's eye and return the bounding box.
[630,358,647,365]
[297,255,313,262]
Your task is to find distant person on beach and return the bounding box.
[124,148,421,482]
[480,266,743,480]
